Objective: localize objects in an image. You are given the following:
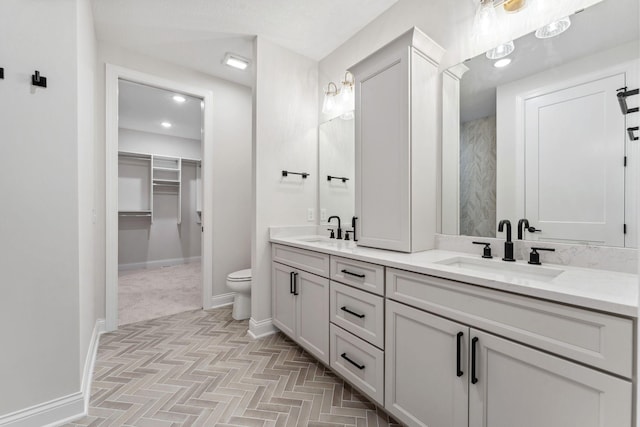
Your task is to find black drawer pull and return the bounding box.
[471,337,479,384]
[341,269,365,278]
[292,272,299,296]
[341,353,365,370]
[456,332,464,377]
[341,306,365,319]
[289,271,295,294]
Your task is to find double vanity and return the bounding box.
[270,233,637,426]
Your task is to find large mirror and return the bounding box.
[443,0,639,248]
[319,117,355,228]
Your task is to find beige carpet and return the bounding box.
[118,262,202,326]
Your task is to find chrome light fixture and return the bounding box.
[535,16,571,39]
[322,82,339,115]
[474,0,498,38]
[338,72,355,120]
[486,40,515,59]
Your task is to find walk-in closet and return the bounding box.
[117,80,203,325]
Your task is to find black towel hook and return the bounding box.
[32,70,47,88]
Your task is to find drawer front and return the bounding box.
[330,256,385,295]
[330,324,384,406]
[330,281,384,348]
[272,244,330,277]
[386,268,633,378]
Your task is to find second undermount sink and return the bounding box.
[435,256,564,282]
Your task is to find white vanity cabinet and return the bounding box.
[350,27,444,253]
[271,245,330,364]
[385,268,633,427]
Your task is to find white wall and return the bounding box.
[252,37,318,333]
[77,0,99,385]
[96,42,252,303]
[119,128,202,160]
[318,0,603,123]
[0,0,89,417]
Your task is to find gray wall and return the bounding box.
[118,129,202,268]
[460,116,496,238]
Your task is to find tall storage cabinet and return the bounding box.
[351,27,445,252]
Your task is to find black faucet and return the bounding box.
[328,216,342,239]
[498,219,515,262]
[517,218,529,240]
[351,216,358,242]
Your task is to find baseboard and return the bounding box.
[0,392,84,427]
[118,256,201,271]
[0,319,105,427]
[210,292,235,309]
[81,319,105,413]
[248,317,278,339]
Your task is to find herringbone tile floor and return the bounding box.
[66,307,401,427]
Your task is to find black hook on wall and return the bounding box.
[0,68,4,79]
[32,70,47,88]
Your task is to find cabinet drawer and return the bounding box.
[330,324,384,406]
[272,244,329,277]
[387,268,633,378]
[330,281,384,348]
[330,256,384,295]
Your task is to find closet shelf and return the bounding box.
[153,179,180,183]
[153,166,180,171]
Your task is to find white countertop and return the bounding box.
[270,235,639,317]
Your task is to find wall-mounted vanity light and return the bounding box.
[486,40,515,59]
[535,16,571,39]
[322,82,339,115]
[474,0,531,37]
[338,72,355,120]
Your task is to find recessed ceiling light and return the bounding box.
[535,16,571,39]
[494,58,512,68]
[173,95,186,103]
[223,53,250,71]
[161,122,172,128]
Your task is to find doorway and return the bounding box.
[106,65,215,331]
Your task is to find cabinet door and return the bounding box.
[469,330,632,427]
[271,262,296,338]
[296,270,329,364]
[385,300,468,427]
[356,48,411,252]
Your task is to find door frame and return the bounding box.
[105,63,214,332]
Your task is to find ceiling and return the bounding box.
[460,0,640,123]
[91,0,399,87]
[119,80,202,140]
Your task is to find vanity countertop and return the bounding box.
[270,235,639,318]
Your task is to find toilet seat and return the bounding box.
[227,269,251,281]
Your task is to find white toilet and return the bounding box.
[226,268,252,320]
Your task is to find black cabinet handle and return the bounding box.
[293,272,299,296]
[341,306,365,319]
[341,269,365,278]
[341,353,365,370]
[471,337,479,384]
[289,271,295,294]
[456,332,464,377]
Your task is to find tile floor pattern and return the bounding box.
[66,307,401,427]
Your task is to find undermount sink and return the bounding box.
[294,235,356,248]
[435,256,564,282]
